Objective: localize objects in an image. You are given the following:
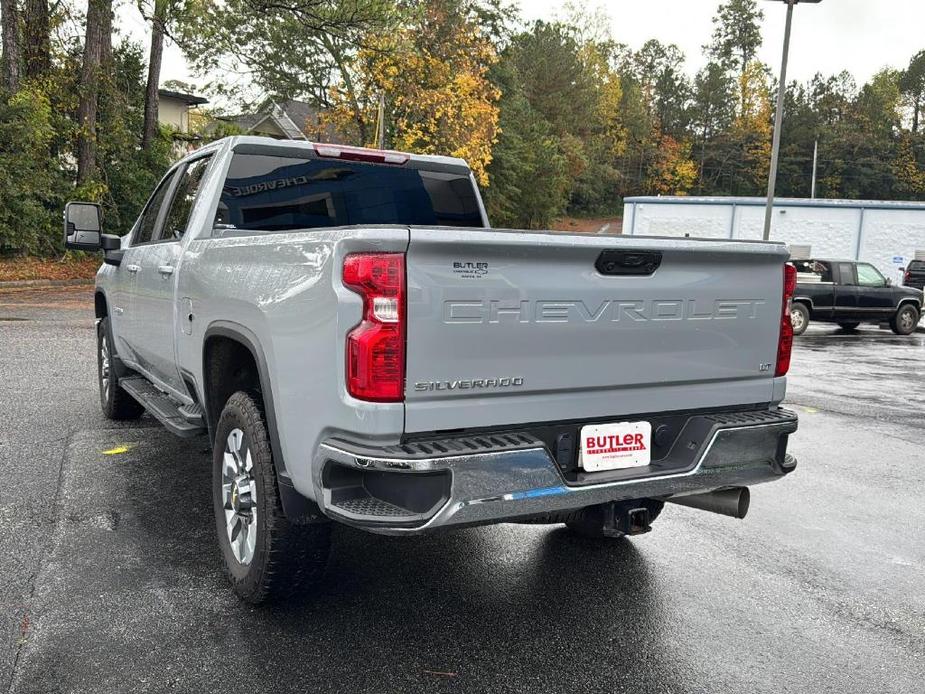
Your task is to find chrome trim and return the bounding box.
[313,417,797,535]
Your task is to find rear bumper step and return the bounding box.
[313,408,798,535]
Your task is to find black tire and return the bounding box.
[564,499,664,539]
[212,391,331,604]
[890,303,920,335]
[790,302,810,336]
[97,317,144,420]
[837,322,860,332]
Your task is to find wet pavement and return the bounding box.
[1,288,923,693]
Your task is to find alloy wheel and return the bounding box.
[222,428,258,565]
[99,332,111,401]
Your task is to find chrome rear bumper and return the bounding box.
[313,408,798,535]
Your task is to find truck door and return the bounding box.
[834,262,859,318]
[131,155,213,394]
[117,168,180,366]
[855,262,895,315]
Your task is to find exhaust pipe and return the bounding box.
[666,487,750,519]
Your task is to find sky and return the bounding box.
[122,0,925,104]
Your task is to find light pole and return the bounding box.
[763,0,822,241]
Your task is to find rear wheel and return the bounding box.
[890,303,920,335]
[213,391,331,603]
[837,322,860,332]
[790,302,810,336]
[97,317,144,420]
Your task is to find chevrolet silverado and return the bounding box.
[64,136,799,603]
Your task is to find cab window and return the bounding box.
[134,171,178,245]
[838,263,857,285]
[158,156,212,241]
[856,263,886,287]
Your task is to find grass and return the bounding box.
[0,255,100,282]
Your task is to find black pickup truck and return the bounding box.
[904,259,925,291]
[791,259,923,336]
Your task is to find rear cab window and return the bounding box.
[793,259,832,283]
[216,151,485,231]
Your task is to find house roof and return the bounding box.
[158,89,208,106]
[221,100,321,140]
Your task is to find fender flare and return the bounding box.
[202,321,323,524]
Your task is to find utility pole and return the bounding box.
[377,92,385,149]
[763,0,795,240]
[811,138,818,199]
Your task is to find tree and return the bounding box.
[1,0,20,92]
[324,0,501,184]
[140,0,167,149]
[646,134,697,196]
[23,0,50,80]
[483,55,568,228]
[76,0,112,184]
[179,0,397,109]
[707,0,764,117]
[900,50,925,134]
[894,134,925,197]
[691,61,735,191]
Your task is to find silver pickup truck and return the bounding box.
[64,136,799,603]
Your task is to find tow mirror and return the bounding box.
[64,201,124,265]
[63,202,104,250]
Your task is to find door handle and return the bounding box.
[126,264,141,273]
[157,265,175,276]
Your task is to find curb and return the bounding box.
[0,278,95,291]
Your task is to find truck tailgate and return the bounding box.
[403,229,788,433]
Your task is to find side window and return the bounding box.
[838,263,857,286]
[134,171,178,245]
[158,156,212,241]
[856,263,886,288]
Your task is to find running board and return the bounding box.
[120,376,206,438]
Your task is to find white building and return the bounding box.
[622,196,925,283]
[157,89,208,137]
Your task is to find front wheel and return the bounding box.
[790,302,810,336]
[213,391,331,604]
[97,317,144,420]
[890,304,920,335]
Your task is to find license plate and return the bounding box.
[579,421,652,472]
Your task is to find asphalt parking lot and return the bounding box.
[1,287,923,694]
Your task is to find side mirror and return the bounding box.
[63,202,103,251]
[886,277,893,287]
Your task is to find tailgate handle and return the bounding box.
[596,250,662,276]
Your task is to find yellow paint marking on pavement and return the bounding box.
[101,445,133,455]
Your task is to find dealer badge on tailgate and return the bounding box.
[579,421,652,472]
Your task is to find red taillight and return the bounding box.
[904,270,910,283]
[776,263,797,377]
[314,143,409,165]
[342,253,406,402]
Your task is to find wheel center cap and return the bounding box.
[231,482,240,512]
